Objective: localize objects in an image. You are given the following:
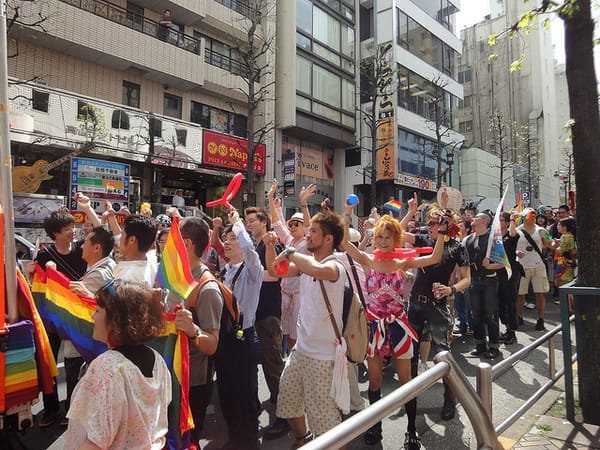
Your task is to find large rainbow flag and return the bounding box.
[156,216,198,299]
[32,265,193,449]
[486,186,512,279]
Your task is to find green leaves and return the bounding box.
[488,34,497,46]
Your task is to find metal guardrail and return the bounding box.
[557,281,600,420]
[303,310,577,450]
[61,0,200,54]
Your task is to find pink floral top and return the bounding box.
[65,348,171,449]
[366,270,406,317]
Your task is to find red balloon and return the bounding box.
[206,172,243,210]
[372,247,433,260]
[275,260,289,276]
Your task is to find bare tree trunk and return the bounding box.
[561,0,600,425]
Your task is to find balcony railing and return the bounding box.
[60,0,201,54]
[204,48,248,78]
[214,0,254,19]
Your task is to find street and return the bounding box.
[6,296,568,450]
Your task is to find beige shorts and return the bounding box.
[276,350,341,436]
[519,265,549,295]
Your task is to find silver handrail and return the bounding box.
[303,351,502,450]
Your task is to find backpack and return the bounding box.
[342,255,369,364]
[320,254,368,364]
[187,267,244,346]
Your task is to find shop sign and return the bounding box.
[70,157,130,212]
[202,130,265,174]
[395,173,436,192]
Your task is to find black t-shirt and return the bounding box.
[36,241,87,281]
[499,232,520,280]
[411,234,470,298]
[255,241,283,321]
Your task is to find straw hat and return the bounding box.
[286,212,305,227]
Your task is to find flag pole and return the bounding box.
[0,2,18,323]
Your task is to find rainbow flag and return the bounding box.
[517,192,523,213]
[32,265,194,448]
[486,186,512,279]
[156,216,198,299]
[383,199,403,214]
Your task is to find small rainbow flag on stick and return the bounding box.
[156,216,198,299]
[383,199,403,214]
[517,192,523,213]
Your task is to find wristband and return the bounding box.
[451,285,457,296]
[283,247,296,260]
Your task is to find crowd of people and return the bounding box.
[22,186,577,450]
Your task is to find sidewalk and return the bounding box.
[507,363,600,449]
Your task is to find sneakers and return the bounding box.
[464,327,474,336]
[502,332,517,345]
[364,424,383,445]
[525,302,536,310]
[484,347,501,360]
[290,431,313,449]
[470,343,487,356]
[404,431,421,450]
[441,399,456,420]
[535,318,546,331]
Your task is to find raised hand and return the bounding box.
[299,184,316,204]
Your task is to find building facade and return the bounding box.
[346,0,464,215]
[7,0,275,219]
[457,0,562,206]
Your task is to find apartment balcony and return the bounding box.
[9,0,205,91]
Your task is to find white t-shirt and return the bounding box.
[516,225,547,269]
[295,256,346,361]
[114,259,157,287]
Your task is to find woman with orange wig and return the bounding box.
[342,203,445,450]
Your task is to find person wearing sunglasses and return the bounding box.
[400,194,471,423]
[65,280,171,449]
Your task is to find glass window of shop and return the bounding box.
[190,101,247,138]
[341,23,354,57]
[398,130,438,180]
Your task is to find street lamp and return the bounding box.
[446,141,469,187]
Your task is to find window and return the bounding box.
[459,95,472,109]
[458,120,472,133]
[77,100,96,122]
[122,81,140,108]
[190,101,210,127]
[176,129,187,145]
[342,78,354,112]
[313,7,340,51]
[313,65,341,108]
[232,114,247,138]
[149,117,162,138]
[458,69,472,83]
[111,110,130,129]
[296,57,312,94]
[345,146,361,166]
[297,0,313,34]
[126,2,143,32]
[163,93,182,119]
[32,89,49,112]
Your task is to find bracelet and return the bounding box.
[283,247,296,260]
[451,285,457,295]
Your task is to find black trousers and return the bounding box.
[498,270,520,331]
[42,331,61,414]
[215,327,260,449]
[189,381,213,442]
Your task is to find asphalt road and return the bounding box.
[3,295,570,450]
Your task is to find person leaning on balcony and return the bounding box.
[157,9,172,41]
